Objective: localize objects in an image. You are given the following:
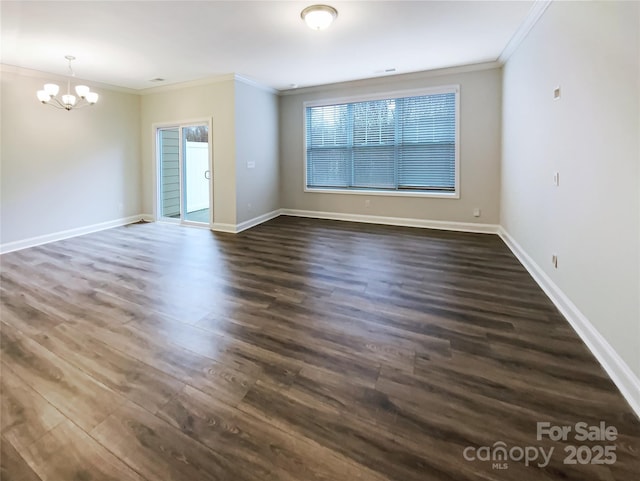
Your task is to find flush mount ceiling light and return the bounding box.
[301,4,338,30]
[36,56,99,111]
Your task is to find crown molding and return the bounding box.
[234,74,278,95]
[1,63,279,97]
[278,61,501,96]
[0,63,139,95]
[137,73,237,95]
[499,0,553,64]
[137,72,277,96]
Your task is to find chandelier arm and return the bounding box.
[47,99,67,110]
[50,97,63,109]
[38,56,98,111]
[46,98,92,110]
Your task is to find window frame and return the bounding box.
[303,85,460,199]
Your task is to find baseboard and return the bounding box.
[0,215,149,255]
[280,209,499,234]
[498,227,640,418]
[235,209,281,233]
[211,209,281,234]
[210,222,237,233]
[213,208,498,234]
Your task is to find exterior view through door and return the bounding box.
[157,122,211,225]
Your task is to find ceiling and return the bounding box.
[1,1,535,92]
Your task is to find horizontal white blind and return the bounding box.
[306,104,350,187]
[306,91,457,192]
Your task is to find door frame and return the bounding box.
[153,118,213,227]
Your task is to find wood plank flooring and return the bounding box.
[1,216,638,481]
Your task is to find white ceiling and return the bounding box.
[1,1,535,92]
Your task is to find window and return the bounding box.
[305,86,459,197]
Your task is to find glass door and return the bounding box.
[157,122,211,225]
[158,127,181,221]
[182,125,210,223]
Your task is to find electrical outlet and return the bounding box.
[552,254,558,269]
[473,208,481,217]
[364,199,371,208]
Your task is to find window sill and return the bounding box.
[304,188,459,199]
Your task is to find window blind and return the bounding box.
[306,91,457,192]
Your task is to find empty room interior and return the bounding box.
[1,1,639,480]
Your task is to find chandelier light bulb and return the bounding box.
[75,85,90,98]
[86,92,99,104]
[44,83,59,96]
[37,90,50,103]
[62,94,77,109]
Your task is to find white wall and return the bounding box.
[501,1,640,383]
[0,66,141,246]
[279,66,502,225]
[235,80,279,224]
[139,78,236,226]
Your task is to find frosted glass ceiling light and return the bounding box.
[36,56,99,111]
[301,5,337,30]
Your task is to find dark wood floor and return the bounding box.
[1,216,638,481]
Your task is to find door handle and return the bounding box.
[204,170,211,180]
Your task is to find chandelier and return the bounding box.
[37,56,99,110]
